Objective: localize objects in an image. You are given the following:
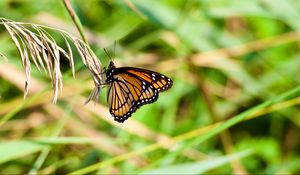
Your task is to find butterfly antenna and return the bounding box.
[113,40,117,61]
[103,48,112,61]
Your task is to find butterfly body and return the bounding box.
[105,61,172,123]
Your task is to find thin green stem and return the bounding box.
[62,0,89,45]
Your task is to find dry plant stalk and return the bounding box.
[0,18,104,103]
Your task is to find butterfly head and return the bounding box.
[108,61,116,69]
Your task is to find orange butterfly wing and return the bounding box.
[107,72,159,122]
[106,65,172,123]
[122,67,173,92]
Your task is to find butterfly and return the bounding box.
[105,61,173,123]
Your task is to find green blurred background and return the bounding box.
[1,0,300,174]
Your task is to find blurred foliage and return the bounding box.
[1,0,300,174]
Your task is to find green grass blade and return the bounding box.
[0,140,47,164]
[140,150,253,174]
[68,85,300,174]
[29,137,106,145]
